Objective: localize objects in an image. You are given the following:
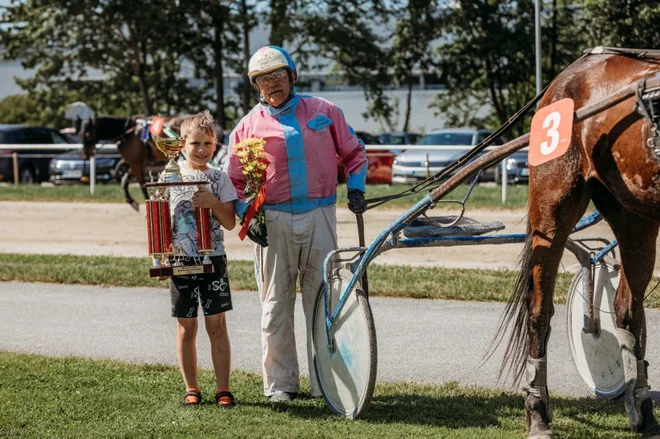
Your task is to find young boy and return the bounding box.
[164,110,238,408]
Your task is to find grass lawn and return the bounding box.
[0,182,530,210]
[0,352,638,438]
[2,253,660,307]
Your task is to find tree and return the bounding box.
[391,0,443,132]
[304,0,396,127]
[577,0,660,48]
[185,0,241,128]
[429,0,539,136]
[546,0,583,80]
[0,94,57,127]
[1,0,204,118]
[239,0,258,115]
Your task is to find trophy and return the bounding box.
[153,137,184,182]
[145,163,215,277]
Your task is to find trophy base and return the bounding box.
[150,264,215,278]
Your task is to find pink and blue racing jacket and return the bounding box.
[227,94,367,217]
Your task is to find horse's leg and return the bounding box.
[120,136,149,212]
[592,183,660,436]
[121,172,139,212]
[522,163,590,438]
[134,165,149,200]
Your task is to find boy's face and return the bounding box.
[182,130,217,170]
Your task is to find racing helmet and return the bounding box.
[247,46,296,84]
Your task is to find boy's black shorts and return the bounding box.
[169,255,233,318]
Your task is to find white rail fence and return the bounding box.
[0,143,526,202]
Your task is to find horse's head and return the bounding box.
[79,116,96,159]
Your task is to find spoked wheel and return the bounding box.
[313,268,377,419]
[567,260,625,398]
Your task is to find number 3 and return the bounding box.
[540,111,561,155]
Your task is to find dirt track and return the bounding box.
[1,201,658,274]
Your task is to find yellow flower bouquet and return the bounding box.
[233,137,270,241]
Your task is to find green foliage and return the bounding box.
[0,182,532,210]
[1,0,659,132]
[183,0,245,128]
[302,1,397,126]
[431,1,541,135]
[1,0,204,119]
[10,252,660,307]
[0,94,49,127]
[577,0,660,48]
[0,352,640,439]
[391,0,443,131]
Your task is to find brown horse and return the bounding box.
[80,116,184,211]
[495,50,660,438]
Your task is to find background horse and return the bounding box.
[80,115,224,211]
[80,116,180,211]
[495,51,660,438]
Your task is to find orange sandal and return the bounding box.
[181,390,202,406]
[215,390,235,409]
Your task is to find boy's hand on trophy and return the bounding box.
[192,188,219,209]
[157,276,170,281]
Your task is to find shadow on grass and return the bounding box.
[252,389,632,433]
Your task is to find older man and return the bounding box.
[227,45,367,402]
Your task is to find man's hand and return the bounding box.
[347,189,367,214]
[192,186,219,209]
[246,217,268,247]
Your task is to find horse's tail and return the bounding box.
[485,219,534,385]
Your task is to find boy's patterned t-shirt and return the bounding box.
[165,166,237,257]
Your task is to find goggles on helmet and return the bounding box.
[254,68,289,86]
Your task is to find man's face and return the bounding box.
[254,68,292,107]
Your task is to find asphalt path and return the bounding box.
[3,281,660,399]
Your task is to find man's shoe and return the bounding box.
[267,391,298,403]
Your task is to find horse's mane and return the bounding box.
[584,46,660,60]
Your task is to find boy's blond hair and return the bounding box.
[180,110,217,139]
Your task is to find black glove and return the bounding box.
[246,217,268,247]
[347,189,367,214]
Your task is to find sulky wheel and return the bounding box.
[312,268,377,419]
[566,260,625,398]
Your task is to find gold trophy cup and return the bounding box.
[154,137,183,182]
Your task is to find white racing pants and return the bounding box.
[254,205,337,397]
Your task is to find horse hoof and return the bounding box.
[130,201,139,212]
[638,398,660,437]
[527,431,554,439]
[640,423,660,438]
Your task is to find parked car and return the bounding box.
[497,149,529,184]
[0,125,73,183]
[391,128,502,184]
[49,144,124,184]
[378,131,421,148]
[338,131,395,184]
[355,131,382,146]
